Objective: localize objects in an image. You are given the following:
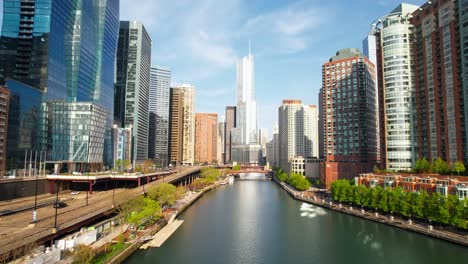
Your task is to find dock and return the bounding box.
[140,219,184,249]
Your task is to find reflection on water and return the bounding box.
[299,203,327,218]
[125,178,468,264]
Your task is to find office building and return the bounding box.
[195,113,218,164]
[47,102,107,172]
[148,67,171,166]
[0,87,9,175]
[224,106,236,163]
[169,85,195,165]
[0,1,119,169]
[112,125,132,167]
[115,21,152,162]
[319,48,379,188]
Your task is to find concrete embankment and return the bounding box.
[273,177,468,247]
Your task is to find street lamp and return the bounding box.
[86,173,89,206]
[112,171,116,208]
[32,150,41,223]
[54,181,59,229]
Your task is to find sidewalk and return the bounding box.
[274,177,468,247]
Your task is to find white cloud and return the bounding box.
[241,1,331,55]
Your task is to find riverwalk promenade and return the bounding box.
[273,177,468,247]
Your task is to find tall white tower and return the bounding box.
[235,50,257,144]
[231,44,261,164]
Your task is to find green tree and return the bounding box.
[232,165,241,171]
[452,161,465,176]
[414,157,431,173]
[432,157,449,174]
[126,197,161,226]
[148,183,177,206]
[115,159,123,170]
[378,189,389,212]
[410,192,424,219]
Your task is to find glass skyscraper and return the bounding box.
[115,21,152,162]
[148,67,171,166]
[0,0,119,169]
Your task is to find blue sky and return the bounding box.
[119,0,426,136]
[1,0,426,138]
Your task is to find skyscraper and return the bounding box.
[412,0,464,163]
[461,0,468,162]
[148,67,171,166]
[195,113,218,164]
[224,106,236,163]
[169,85,195,166]
[278,100,319,172]
[115,21,152,162]
[218,121,225,164]
[0,0,119,169]
[320,48,379,188]
[379,4,418,171]
[231,48,261,164]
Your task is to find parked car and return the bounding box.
[53,202,67,208]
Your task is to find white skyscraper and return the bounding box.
[231,47,261,164]
[278,100,319,172]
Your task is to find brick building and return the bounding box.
[319,48,379,188]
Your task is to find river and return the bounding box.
[125,174,468,264]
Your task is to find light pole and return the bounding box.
[86,173,89,206]
[112,171,115,208]
[54,181,59,229]
[32,151,40,223]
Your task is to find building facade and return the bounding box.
[195,113,218,164]
[148,67,171,166]
[0,0,120,169]
[112,125,132,167]
[0,87,10,175]
[278,100,319,172]
[461,0,468,163]
[379,4,419,171]
[169,85,195,166]
[320,48,379,188]
[412,0,464,164]
[115,21,152,162]
[231,51,261,164]
[224,106,236,163]
[47,102,107,172]
[218,122,225,164]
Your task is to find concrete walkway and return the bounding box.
[140,220,184,249]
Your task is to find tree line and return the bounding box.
[275,168,311,191]
[331,179,468,230]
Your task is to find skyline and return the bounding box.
[117,0,425,132]
[0,0,426,132]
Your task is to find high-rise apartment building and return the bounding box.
[115,21,152,162]
[195,113,218,164]
[461,0,468,162]
[0,87,9,175]
[224,106,236,163]
[0,0,119,169]
[169,85,195,166]
[363,26,384,167]
[411,0,464,163]
[379,4,419,171]
[231,49,261,164]
[218,122,225,164]
[278,100,319,172]
[148,67,171,166]
[320,48,379,188]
